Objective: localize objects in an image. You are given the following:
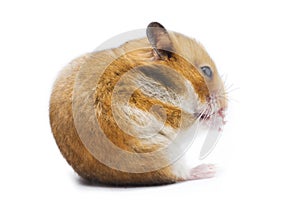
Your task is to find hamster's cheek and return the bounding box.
[179,79,204,114]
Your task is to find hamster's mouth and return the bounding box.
[195,108,226,125]
[199,113,211,120]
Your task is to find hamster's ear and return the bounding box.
[146,22,173,60]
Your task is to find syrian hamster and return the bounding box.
[49,22,227,186]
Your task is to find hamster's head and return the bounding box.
[144,22,227,127]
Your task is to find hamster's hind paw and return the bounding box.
[188,164,216,180]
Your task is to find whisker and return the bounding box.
[217,94,238,103]
[225,84,239,92]
[222,74,228,85]
[196,103,209,122]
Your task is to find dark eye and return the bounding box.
[200,66,213,78]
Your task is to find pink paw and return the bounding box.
[188,164,216,180]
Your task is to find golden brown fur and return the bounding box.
[49,22,226,185]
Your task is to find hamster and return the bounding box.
[49,22,227,186]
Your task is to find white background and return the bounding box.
[1,0,300,199]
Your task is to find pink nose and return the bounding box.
[218,107,226,118]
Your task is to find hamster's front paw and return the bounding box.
[188,164,216,180]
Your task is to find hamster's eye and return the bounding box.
[200,66,213,78]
